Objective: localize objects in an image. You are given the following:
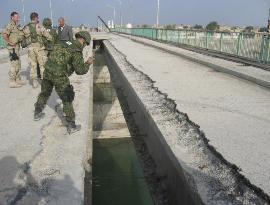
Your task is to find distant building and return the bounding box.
[126,23,132,28]
[176,24,192,30]
[108,20,115,29]
[219,25,232,32]
[253,27,260,33]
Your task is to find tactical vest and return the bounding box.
[7,22,22,45]
[28,23,39,43]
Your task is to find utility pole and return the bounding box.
[268,8,270,34]
[49,0,54,27]
[106,5,116,28]
[156,0,160,28]
[22,0,26,25]
[120,11,123,27]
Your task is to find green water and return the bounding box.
[92,138,154,205]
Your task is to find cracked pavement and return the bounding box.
[0,49,92,205]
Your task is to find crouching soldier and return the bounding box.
[34,31,94,134]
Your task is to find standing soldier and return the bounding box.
[23,12,52,88]
[34,31,94,134]
[42,18,58,56]
[2,12,25,88]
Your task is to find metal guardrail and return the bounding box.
[112,28,270,64]
[0,33,7,48]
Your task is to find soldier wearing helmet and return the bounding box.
[34,31,94,134]
[42,18,58,55]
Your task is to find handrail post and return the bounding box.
[178,29,180,45]
[205,31,208,49]
[266,36,270,63]
[236,33,242,56]
[194,31,197,47]
[186,30,188,44]
[259,35,266,62]
[220,32,224,52]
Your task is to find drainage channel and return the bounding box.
[90,42,155,205]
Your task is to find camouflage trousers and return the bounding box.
[28,45,47,80]
[35,75,75,122]
[8,45,21,81]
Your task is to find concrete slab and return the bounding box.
[0,49,92,204]
[117,33,270,90]
[104,37,270,204]
[90,32,110,41]
[93,52,130,140]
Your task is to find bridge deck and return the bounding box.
[107,34,270,198]
[0,49,92,205]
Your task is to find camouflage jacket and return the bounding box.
[23,22,52,47]
[44,40,89,79]
[43,28,58,51]
[3,21,24,48]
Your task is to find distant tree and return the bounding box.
[244,26,254,33]
[141,24,151,28]
[259,27,268,32]
[193,24,203,30]
[206,21,219,31]
[164,24,176,29]
[231,26,238,32]
[183,25,189,29]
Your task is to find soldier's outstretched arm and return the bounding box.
[72,51,90,75]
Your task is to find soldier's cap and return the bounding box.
[75,31,91,45]
[43,18,52,27]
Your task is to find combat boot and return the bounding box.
[67,121,81,134]
[16,79,27,86]
[34,106,45,121]
[32,79,39,88]
[9,80,22,88]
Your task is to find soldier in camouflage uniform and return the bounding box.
[42,18,58,56]
[23,12,52,88]
[34,31,94,134]
[2,12,25,88]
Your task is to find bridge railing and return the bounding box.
[0,33,7,49]
[112,28,270,64]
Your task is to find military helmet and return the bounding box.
[43,18,52,28]
[75,31,91,45]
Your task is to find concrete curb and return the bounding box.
[119,34,270,90]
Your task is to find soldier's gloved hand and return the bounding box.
[86,56,95,65]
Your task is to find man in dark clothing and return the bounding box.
[58,17,73,42]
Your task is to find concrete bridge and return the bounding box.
[0,32,270,205]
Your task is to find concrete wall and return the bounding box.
[103,41,204,205]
